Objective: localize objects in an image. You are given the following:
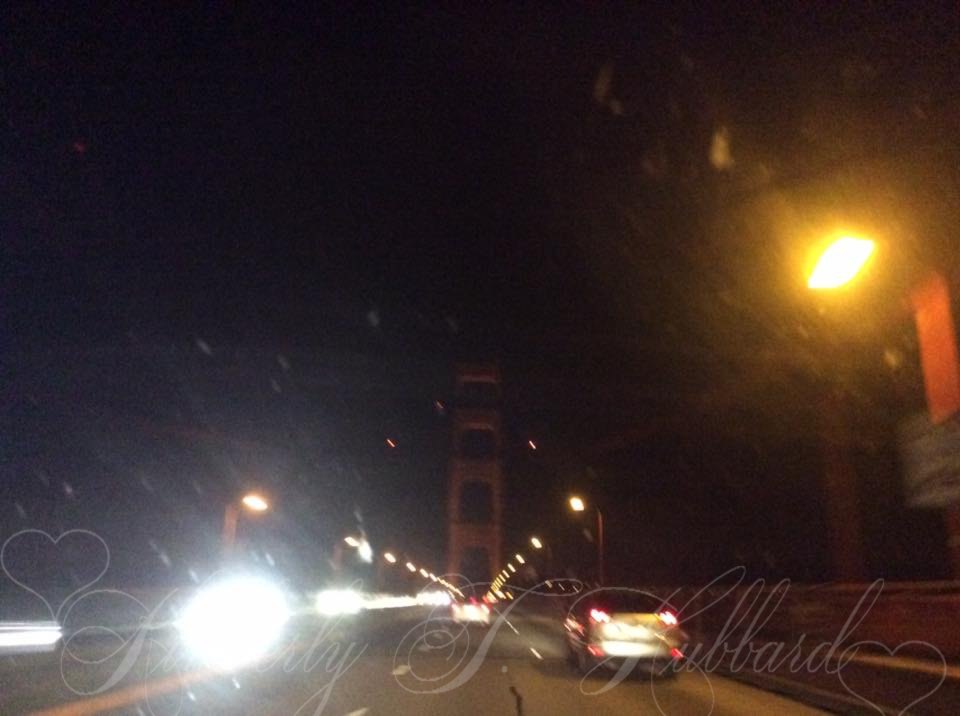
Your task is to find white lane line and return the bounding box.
[391,664,411,676]
[529,648,542,660]
[344,709,369,716]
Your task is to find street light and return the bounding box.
[222,492,271,557]
[807,236,875,289]
[241,494,269,512]
[530,537,543,550]
[568,495,604,584]
[515,554,525,564]
[342,534,373,563]
[405,561,417,572]
[383,552,397,564]
[804,237,960,577]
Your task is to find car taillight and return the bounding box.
[657,610,678,626]
[589,608,610,623]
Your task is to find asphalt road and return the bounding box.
[0,606,833,716]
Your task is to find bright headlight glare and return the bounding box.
[177,577,290,670]
[315,589,364,616]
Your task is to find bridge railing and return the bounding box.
[644,579,960,660]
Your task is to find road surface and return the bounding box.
[0,606,834,715]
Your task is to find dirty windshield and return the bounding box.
[3,4,960,715]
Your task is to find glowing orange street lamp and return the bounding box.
[807,236,875,290]
[808,235,960,577]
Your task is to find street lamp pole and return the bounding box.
[809,240,960,578]
[596,507,605,585]
[221,493,270,558]
[222,502,240,557]
[569,496,605,585]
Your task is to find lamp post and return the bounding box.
[222,493,269,557]
[528,536,556,578]
[569,496,604,584]
[809,237,960,578]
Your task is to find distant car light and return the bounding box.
[177,577,290,670]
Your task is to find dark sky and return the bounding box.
[3,4,959,589]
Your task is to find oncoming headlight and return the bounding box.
[177,577,290,670]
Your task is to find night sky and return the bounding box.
[3,4,960,591]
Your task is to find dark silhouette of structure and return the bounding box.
[446,365,502,584]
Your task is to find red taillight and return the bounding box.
[589,608,610,623]
[587,644,605,657]
[670,647,684,660]
[657,610,678,626]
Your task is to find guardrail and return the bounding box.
[645,579,960,660]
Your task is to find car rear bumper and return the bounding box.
[451,607,490,624]
[597,639,673,658]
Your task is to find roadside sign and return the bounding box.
[898,412,960,507]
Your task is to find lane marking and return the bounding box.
[344,709,369,716]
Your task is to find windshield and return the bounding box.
[3,5,960,716]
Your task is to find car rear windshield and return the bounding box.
[588,591,670,614]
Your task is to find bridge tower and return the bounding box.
[446,364,502,585]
